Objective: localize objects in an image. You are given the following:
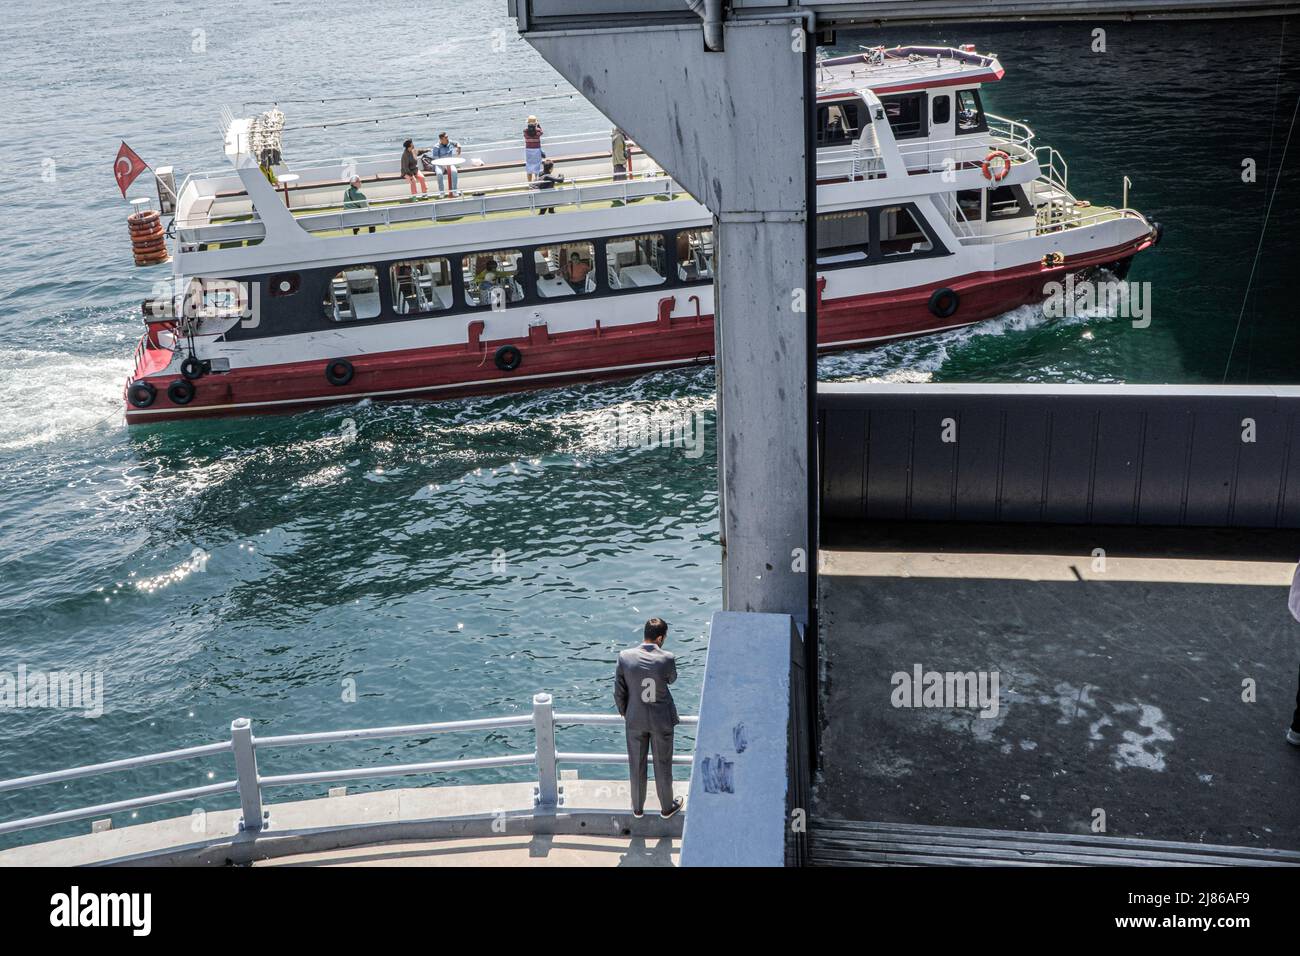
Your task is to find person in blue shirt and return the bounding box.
[426,131,462,197]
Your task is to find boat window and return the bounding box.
[880,206,934,257]
[816,209,871,265]
[816,101,863,147]
[988,184,1032,220]
[956,190,983,222]
[463,250,524,308]
[605,234,667,290]
[932,95,951,127]
[676,228,714,281]
[391,258,454,314]
[955,88,988,135]
[880,93,927,140]
[186,278,251,320]
[323,266,382,322]
[536,242,597,298]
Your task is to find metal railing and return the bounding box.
[0,693,698,840]
[957,205,1152,246]
[1035,145,1069,193]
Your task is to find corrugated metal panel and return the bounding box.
[819,384,1300,528]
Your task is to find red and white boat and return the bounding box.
[123,44,1160,423]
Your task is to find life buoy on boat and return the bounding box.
[981,150,1012,182]
[128,381,156,408]
[325,359,354,386]
[180,355,205,380]
[928,287,960,319]
[167,379,195,405]
[494,344,523,372]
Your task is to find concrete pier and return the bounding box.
[815,522,1300,853]
[0,774,688,867]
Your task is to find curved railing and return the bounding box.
[0,693,698,841]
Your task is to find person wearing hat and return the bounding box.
[523,115,544,182]
[342,176,375,234]
[426,131,462,197]
[613,618,684,820]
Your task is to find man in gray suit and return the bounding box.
[614,618,685,819]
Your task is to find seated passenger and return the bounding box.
[564,252,591,289]
[343,176,376,235]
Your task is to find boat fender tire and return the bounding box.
[494,344,523,372]
[325,359,355,386]
[180,356,205,380]
[167,379,195,406]
[128,381,156,409]
[928,287,960,319]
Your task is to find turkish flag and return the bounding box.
[113,141,149,198]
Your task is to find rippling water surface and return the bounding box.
[0,3,1295,843]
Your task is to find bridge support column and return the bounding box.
[521,14,814,619]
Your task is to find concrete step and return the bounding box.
[809,819,1300,867]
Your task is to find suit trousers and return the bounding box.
[626,727,675,814]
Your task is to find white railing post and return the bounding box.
[231,718,263,832]
[532,693,558,809]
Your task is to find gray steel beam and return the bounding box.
[513,0,1298,31]
[517,17,813,617]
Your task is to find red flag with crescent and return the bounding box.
[113,141,149,197]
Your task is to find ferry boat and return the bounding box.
[123,45,1161,422]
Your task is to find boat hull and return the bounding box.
[124,232,1156,424]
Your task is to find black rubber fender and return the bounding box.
[180,355,205,381]
[928,287,960,319]
[167,379,195,406]
[325,359,355,386]
[494,344,523,372]
[128,381,156,409]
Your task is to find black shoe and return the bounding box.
[632,809,644,819]
[660,798,684,819]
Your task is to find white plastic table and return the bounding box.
[432,156,465,195]
[277,172,300,207]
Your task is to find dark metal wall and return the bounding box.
[819,384,1300,528]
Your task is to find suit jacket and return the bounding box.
[614,643,679,733]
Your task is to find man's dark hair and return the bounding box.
[403,138,413,148]
[644,618,668,643]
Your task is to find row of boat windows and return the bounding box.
[322,228,716,322]
[816,203,941,266]
[815,89,988,146]
[185,200,956,324]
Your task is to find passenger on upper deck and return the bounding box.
[612,127,628,181]
[426,131,462,198]
[343,176,376,235]
[523,115,544,182]
[401,139,429,199]
[534,159,563,215]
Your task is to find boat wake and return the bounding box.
[0,347,130,455]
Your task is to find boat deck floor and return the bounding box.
[815,521,1300,852]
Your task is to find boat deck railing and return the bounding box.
[0,692,698,842]
[175,169,690,250]
[957,205,1151,246]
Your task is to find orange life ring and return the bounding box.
[982,150,1012,182]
